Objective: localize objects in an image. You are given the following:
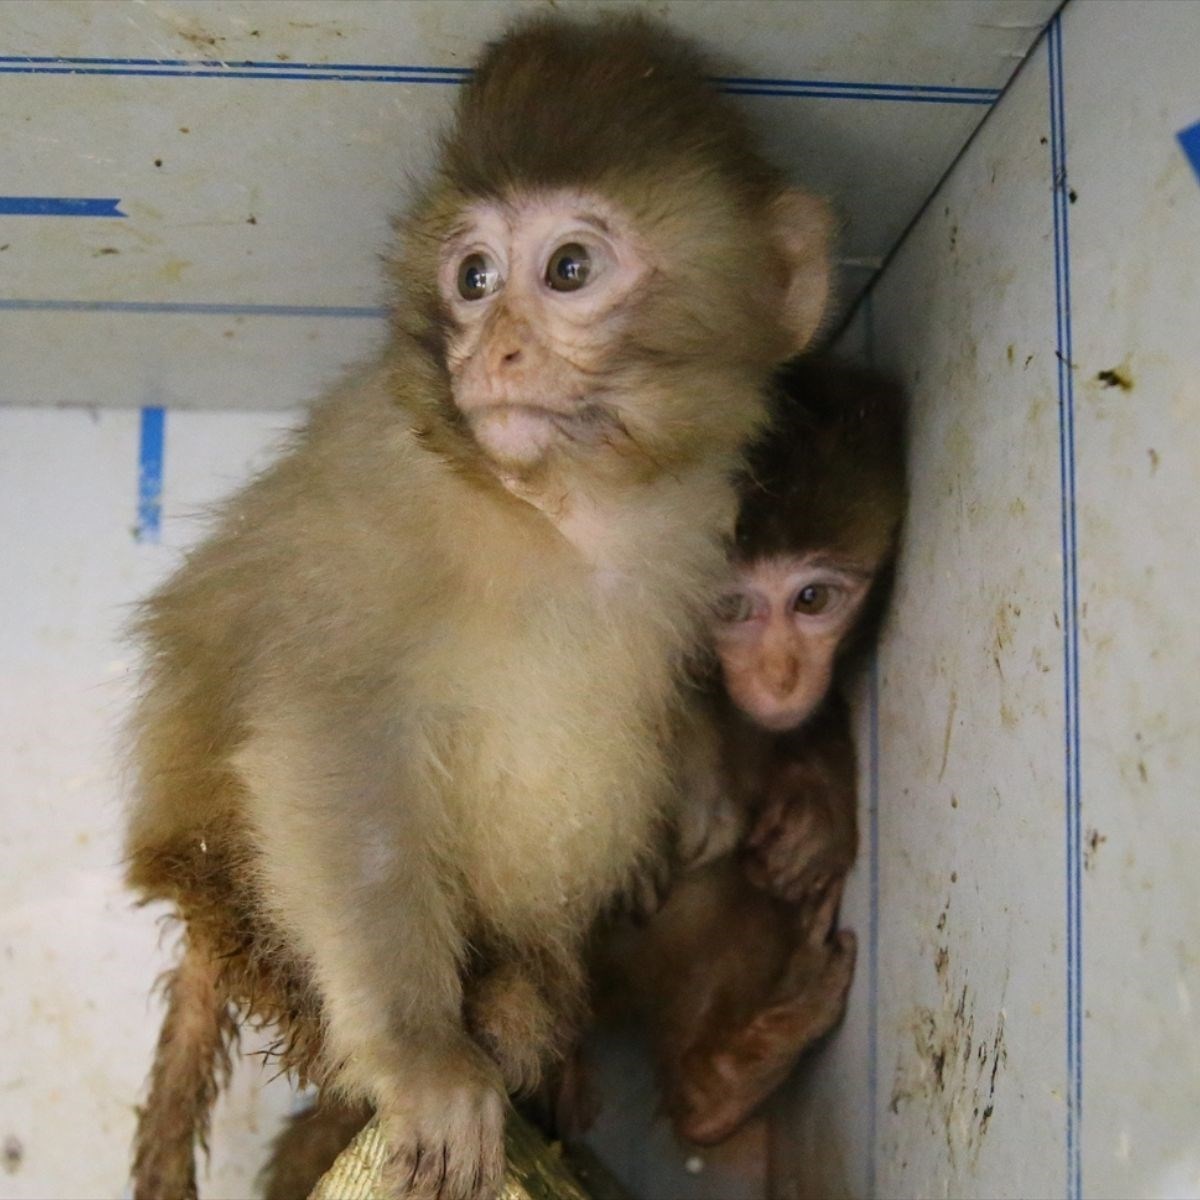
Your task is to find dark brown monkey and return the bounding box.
[583,357,906,1147]
[124,16,833,1200]
[711,353,907,896]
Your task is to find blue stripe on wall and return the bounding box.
[1047,16,1083,1200]
[0,299,387,319]
[0,54,999,103]
[136,407,165,544]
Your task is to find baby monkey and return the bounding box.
[124,15,834,1200]
[594,355,907,1146]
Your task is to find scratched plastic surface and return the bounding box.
[779,3,1200,1198]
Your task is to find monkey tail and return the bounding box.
[132,937,237,1200]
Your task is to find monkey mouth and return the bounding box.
[467,399,583,420]
[470,400,620,447]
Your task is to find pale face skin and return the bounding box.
[439,189,649,471]
[712,553,875,732]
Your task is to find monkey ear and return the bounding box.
[770,189,837,353]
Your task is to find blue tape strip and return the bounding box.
[0,54,999,103]
[1048,17,1083,1200]
[136,406,165,544]
[0,298,386,318]
[0,196,124,216]
[1176,120,1200,185]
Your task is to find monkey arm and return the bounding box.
[233,711,507,1199]
[673,702,751,874]
[743,694,858,903]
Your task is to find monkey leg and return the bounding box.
[132,938,237,1200]
[235,734,509,1200]
[260,1097,373,1200]
[669,888,856,1147]
[522,1041,601,1142]
[466,950,587,1097]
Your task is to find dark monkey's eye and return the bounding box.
[715,592,754,623]
[457,253,499,300]
[545,243,592,292]
[793,584,834,615]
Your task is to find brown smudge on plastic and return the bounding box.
[1096,364,1133,391]
[1084,827,1107,872]
[3,1135,23,1174]
[938,689,957,782]
[889,935,1007,1171]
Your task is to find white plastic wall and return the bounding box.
[0,408,302,1199]
[777,4,1200,1199]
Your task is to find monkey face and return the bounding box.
[713,554,876,732]
[439,190,648,470]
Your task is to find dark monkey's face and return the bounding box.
[713,554,877,731]
[711,358,907,733]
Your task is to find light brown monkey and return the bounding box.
[124,16,833,1200]
[578,357,906,1147]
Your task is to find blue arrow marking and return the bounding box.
[1177,121,1200,186]
[0,196,125,216]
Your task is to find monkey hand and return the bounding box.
[675,779,747,874]
[376,1048,506,1200]
[743,791,853,903]
[611,847,674,924]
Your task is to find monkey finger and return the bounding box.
[627,859,672,925]
[825,930,858,995]
[806,875,846,946]
[745,798,787,850]
[760,831,821,898]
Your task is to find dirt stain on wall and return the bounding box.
[889,913,1008,1171]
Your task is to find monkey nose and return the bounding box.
[765,655,801,697]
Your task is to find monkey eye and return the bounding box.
[457,252,500,301]
[714,591,756,623]
[793,583,836,615]
[545,242,592,292]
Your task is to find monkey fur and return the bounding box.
[124,16,832,1200]
[256,363,902,1186]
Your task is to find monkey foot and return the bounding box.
[670,928,856,1146]
[378,1081,506,1200]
